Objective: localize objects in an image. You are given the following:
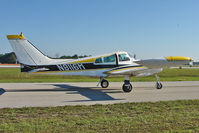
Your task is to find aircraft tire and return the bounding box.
[156,82,162,89]
[122,83,132,92]
[101,79,109,88]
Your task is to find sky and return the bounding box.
[0,0,199,60]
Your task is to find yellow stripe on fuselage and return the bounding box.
[165,56,191,61]
[71,58,96,63]
[70,54,114,63]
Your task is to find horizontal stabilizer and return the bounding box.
[27,68,49,73]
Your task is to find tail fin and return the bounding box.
[7,33,52,66]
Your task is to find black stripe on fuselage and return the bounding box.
[20,63,120,72]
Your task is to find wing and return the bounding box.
[134,56,192,69]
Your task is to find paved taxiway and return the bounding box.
[0,81,199,108]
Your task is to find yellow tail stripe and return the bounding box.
[7,33,26,40]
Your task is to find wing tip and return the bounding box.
[165,56,192,61]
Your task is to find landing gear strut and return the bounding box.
[155,74,162,89]
[122,76,132,92]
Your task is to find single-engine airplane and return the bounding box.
[7,33,192,92]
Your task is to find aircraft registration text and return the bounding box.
[57,63,86,71]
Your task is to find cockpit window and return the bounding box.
[103,54,116,63]
[95,58,102,63]
[118,54,130,61]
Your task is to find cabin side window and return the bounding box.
[103,54,116,63]
[95,58,103,63]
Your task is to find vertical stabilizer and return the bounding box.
[7,33,53,66]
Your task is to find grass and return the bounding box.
[0,68,198,132]
[0,100,198,132]
[0,68,199,82]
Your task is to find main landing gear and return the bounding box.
[98,76,133,92]
[98,77,109,88]
[122,76,132,92]
[155,74,163,89]
[101,79,109,88]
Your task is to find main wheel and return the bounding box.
[122,83,132,92]
[156,82,162,89]
[101,79,109,88]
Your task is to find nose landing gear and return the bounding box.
[155,74,162,89]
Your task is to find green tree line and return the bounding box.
[0,52,16,64]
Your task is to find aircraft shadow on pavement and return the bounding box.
[51,84,125,102]
[0,88,5,95]
[2,84,124,102]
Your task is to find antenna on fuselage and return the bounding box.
[134,54,136,59]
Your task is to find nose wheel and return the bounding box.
[156,82,162,89]
[155,74,163,89]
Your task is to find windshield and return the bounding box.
[118,53,130,61]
